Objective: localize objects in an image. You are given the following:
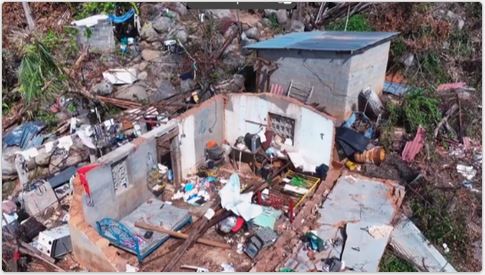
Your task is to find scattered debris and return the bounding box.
[456,164,477,180]
[401,126,426,162]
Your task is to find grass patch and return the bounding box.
[379,249,416,272]
[326,14,373,32]
[402,88,442,133]
[419,52,451,84]
[36,110,59,130]
[409,185,469,263]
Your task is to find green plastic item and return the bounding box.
[279,267,295,272]
[290,176,306,187]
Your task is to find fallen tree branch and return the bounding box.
[2,102,25,131]
[96,95,142,109]
[433,103,458,139]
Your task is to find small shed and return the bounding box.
[246,31,399,120]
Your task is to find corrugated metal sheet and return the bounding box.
[402,126,426,162]
[245,31,399,54]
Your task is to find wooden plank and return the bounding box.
[135,221,230,249]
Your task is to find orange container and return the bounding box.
[353,147,385,165]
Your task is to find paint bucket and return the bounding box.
[353,147,385,165]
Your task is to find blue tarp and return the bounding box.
[383,81,410,96]
[3,121,45,149]
[108,9,135,24]
[341,112,374,139]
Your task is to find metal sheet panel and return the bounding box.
[246,31,399,54]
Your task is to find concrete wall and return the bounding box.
[258,42,391,120]
[224,94,335,167]
[69,223,118,272]
[346,42,390,108]
[177,96,225,176]
[82,139,156,227]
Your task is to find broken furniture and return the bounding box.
[34,224,72,259]
[96,200,192,262]
[244,226,278,259]
[256,171,320,222]
[287,80,314,104]
[19,180,59,217]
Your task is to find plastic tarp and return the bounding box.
[219,173,263,221]
[3,121,45,149]
[108,9,135,24]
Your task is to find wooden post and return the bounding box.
[22,2,35,31]
[134,221,230,249]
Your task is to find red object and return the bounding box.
[269,83,285,95]
[401,127,426,162]
[13,250,21,261]
[77,163,100,199]
[206,140,218,149]
[436,82,466,92]
[231,217,245,233]
[256,191,295,223]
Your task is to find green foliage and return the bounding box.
[41,28,79,61]
[449,31,473,58]
[36,110,58,129]
[380,101,405,151]
[379,250,416,272]
[74,2,117,19]
[327,14,373,32]
[2,102,11,115]
[409,186,469,261]
[18,41,67,105]
[402,88,442,133]
[73,2,137,19]
[268,13,281,30]
[419,52,450,84]
[390,37,407,61]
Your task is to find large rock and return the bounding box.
[150,81,178,101]
[401,52,415,68]
[2,146,19,176]
[175,28,188,44]
[245,27,260,40]
[180,79,195,93]
[141,49,161,61]
[152,16,174,33]
[264,9,277,17]
[207,9,234,20]
[140,22,159,42]
[276,9,288,24]
[92,80,113,95]
[290,20,305,32]
[167,2,187,16]
[240,32,257,47]
[115,84,149,101]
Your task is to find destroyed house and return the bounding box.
[246,31,399,120]
[68,93,336,271]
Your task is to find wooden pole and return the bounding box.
[134,221,230,249]
[22,2,35,31]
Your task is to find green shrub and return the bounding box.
[326,14,373,32]
[18,41,67,105]
[402,88,442,134]
[409,186,469,262]
[379,250,416,272]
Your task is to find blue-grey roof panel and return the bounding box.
[245,31,399,53]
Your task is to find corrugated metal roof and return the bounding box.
[245,31,399,54]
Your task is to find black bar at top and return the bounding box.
[187,2,297,10]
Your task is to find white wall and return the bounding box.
[224,94,335,167]
[177,96,225,176]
